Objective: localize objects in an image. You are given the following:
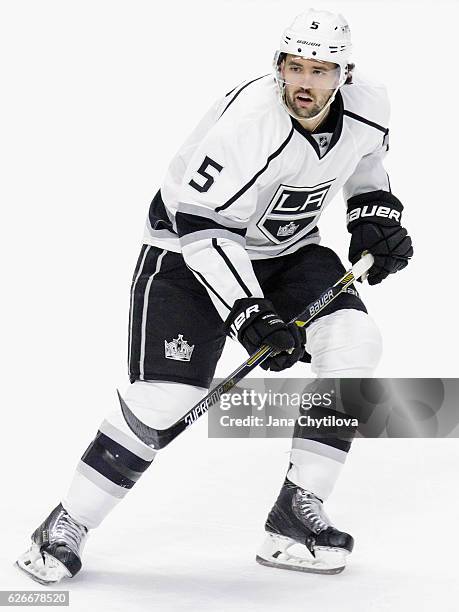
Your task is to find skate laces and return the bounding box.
[295,490,332,534]
[52,508,87,557]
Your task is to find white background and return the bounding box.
[1,1,458,610]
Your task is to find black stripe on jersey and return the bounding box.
[211,238,252,298]
[322,90,344,152]
[220,74,270,118]
[148,190,176,233]
[186,264,231,311]
[81,431,153,489]
[216,126,295,213]
[176,211,247,239]
[225,82,242,97]
[343,110,388,134]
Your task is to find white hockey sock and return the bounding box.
[287,310,382,500]
[61,381,207,528]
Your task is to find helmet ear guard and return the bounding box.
[345,63,355,85]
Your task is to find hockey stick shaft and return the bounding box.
[118,253,374,449]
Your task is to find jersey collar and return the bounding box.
[290,89,344,159]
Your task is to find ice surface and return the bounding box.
[4,431,459,612]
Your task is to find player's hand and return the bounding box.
[349,223,413,285]
[347,191,413,285]
[224,298,306,371]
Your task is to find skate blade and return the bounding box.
[256,533,348,575]
[15,543,71,585]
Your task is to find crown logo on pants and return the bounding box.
[164,334,195,361]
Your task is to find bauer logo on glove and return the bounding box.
[224,297,306,372]
[346,190,413,285]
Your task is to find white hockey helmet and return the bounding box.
[278,9,352,72]
[274,9,353,119]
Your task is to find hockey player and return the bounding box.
[16,9,412,582]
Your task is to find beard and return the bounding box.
[285,87,332,119]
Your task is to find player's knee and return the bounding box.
[350,311,383,371]
[307,309,382,377]
[122,380,208,431]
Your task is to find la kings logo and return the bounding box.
[257,180,335,244]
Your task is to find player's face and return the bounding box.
[281,56,340,119]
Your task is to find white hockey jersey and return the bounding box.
[143,72,391,319]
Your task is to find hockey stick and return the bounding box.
[118,252,374,450]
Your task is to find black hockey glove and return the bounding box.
[347,190,413,285]
[224,298,306,372]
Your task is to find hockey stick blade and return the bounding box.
[118,253,374,450]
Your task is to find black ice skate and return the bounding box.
[15,503,88,585]
[256,479,354,574]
